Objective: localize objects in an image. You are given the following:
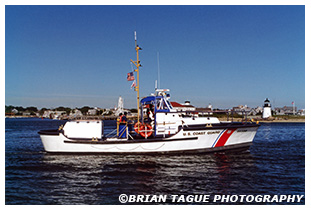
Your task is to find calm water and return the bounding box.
[5,118,305,205]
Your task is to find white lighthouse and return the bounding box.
[262,98,272,118]
[114,96,124,116]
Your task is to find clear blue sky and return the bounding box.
[5,5,305,110]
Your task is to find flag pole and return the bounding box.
[131,31,142,127]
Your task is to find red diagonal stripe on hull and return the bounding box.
[214,128,237,147]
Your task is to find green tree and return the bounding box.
[5,105,14,113]
[26,106,38,113]
[79,106,92,115]
[15,106,25,112]
[97,109,104,116]
[39,108,48,115]
[55,106,71,115]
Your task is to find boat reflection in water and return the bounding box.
[41,147,255,204]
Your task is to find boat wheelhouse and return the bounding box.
[137,89,221,139]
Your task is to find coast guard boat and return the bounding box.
[38,32,260,154]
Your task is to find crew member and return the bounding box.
[118,113,124,123]
[121,112,128,123]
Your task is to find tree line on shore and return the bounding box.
[5,105,102,116]
[5,105,138,116]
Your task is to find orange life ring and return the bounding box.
[139,123,153,138]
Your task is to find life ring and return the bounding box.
[139,123,153,138]
[134,122,141,133]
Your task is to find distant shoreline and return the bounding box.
[218,117,305,123]
[257,119,305,123]
[6,115,305,123]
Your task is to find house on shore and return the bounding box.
[171,101,195,112]
[274,106,297,115]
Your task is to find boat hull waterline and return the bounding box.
[39,125,259,154]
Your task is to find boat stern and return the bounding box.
[38,129,64,152]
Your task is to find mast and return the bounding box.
[131,31,142,124]
[157,51,160,89]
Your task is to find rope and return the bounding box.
[128,133,134,140]
[119,126,127,137]
[105,128,118,137]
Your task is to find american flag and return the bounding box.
[131,80,136,89]
[127,72,135,81]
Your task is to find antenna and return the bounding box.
[157,52,160,89]
[130,61,134,71]
[134,31,137,47]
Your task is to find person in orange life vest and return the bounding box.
[118,113,124,123]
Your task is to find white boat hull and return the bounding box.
[39,125,259,154]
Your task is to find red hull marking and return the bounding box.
[214,128,237,147]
